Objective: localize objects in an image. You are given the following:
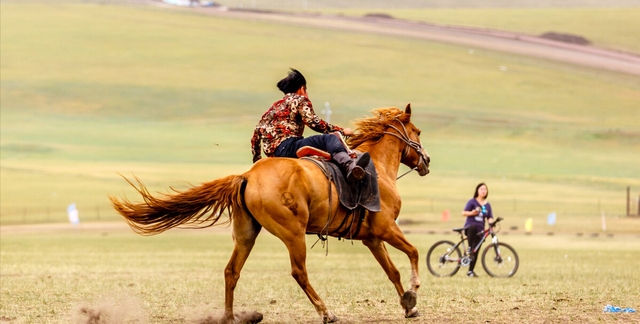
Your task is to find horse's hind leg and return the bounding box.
[223,211,262,323]
[281,233,338,323]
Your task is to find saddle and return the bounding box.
[297,146,381,213]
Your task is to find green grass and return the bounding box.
[1,229,639,323]
[1,2,640,230]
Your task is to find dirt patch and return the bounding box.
[364,13,394,19]
[540,32,591,45]
[194,311,263,324]
[396,218,423,226]
[592,129,640,140]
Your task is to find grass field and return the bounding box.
[1,228,639,323]
[1,1,640,323]
[2,2,639,231]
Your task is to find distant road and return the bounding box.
[147,1,640,76]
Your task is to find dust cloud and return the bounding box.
[72,296,262,324]
[71,296,146,324]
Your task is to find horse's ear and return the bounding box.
[405,104,412,117]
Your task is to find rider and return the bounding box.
[461,183,495,277]
[251,68,370,182]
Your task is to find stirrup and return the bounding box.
[347,152,370,182]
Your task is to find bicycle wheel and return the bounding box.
[481,242,519,278]
[426,240,461,277]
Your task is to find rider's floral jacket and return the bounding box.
[251,93,343,163]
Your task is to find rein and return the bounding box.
[383,120,426,180]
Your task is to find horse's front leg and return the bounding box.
[362,238,403,296]
[362,237,420,318]
[369,222,421,317]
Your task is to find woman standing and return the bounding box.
[462,183,494,277]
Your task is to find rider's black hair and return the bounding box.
[277,68,307,94]
[473,183,488,198]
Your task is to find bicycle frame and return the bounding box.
[449,222,499,263]
[428,217,517,277]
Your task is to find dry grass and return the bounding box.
[1,227,638,323]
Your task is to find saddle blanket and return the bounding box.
[301,155,380,213]
[327,159,380,212]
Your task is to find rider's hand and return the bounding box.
[342,128,354,136]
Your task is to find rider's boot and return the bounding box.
[332,151,370,182]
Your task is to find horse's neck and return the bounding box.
[357,137,402,182]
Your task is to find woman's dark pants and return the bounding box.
[465,224,483,272]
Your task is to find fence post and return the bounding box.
[627,186,631,216]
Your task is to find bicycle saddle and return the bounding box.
[452,227,467,233]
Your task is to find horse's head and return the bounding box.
[347,104,431,177]
[395,104,430,176]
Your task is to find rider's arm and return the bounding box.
[250,128,262,163]
[297,97,344,134]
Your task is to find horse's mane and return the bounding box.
[347,107,410,149]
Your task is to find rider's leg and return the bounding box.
[288,134,370,182]
[332,151,369,181]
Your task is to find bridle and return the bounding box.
[383,119,428,180]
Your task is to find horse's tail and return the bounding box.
[109,174,247,236]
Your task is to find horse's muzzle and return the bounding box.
[418,152,430,176]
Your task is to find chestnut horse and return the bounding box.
[110,105,430,323]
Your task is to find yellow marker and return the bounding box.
[525,218,533,233]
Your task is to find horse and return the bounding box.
[110,104,430,323]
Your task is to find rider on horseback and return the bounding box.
[251,68,370,182]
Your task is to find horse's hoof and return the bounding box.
[405,307,421,318]
[401,290,417,310]
[323,311,339,323]
[237,311,263,324]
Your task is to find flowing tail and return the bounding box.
[109,174,246,236]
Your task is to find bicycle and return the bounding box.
[426,217,519,278]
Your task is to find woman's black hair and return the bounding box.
[277,68,306,94]
[473,183,488,198]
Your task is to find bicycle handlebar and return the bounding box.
[490,217,504,227]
